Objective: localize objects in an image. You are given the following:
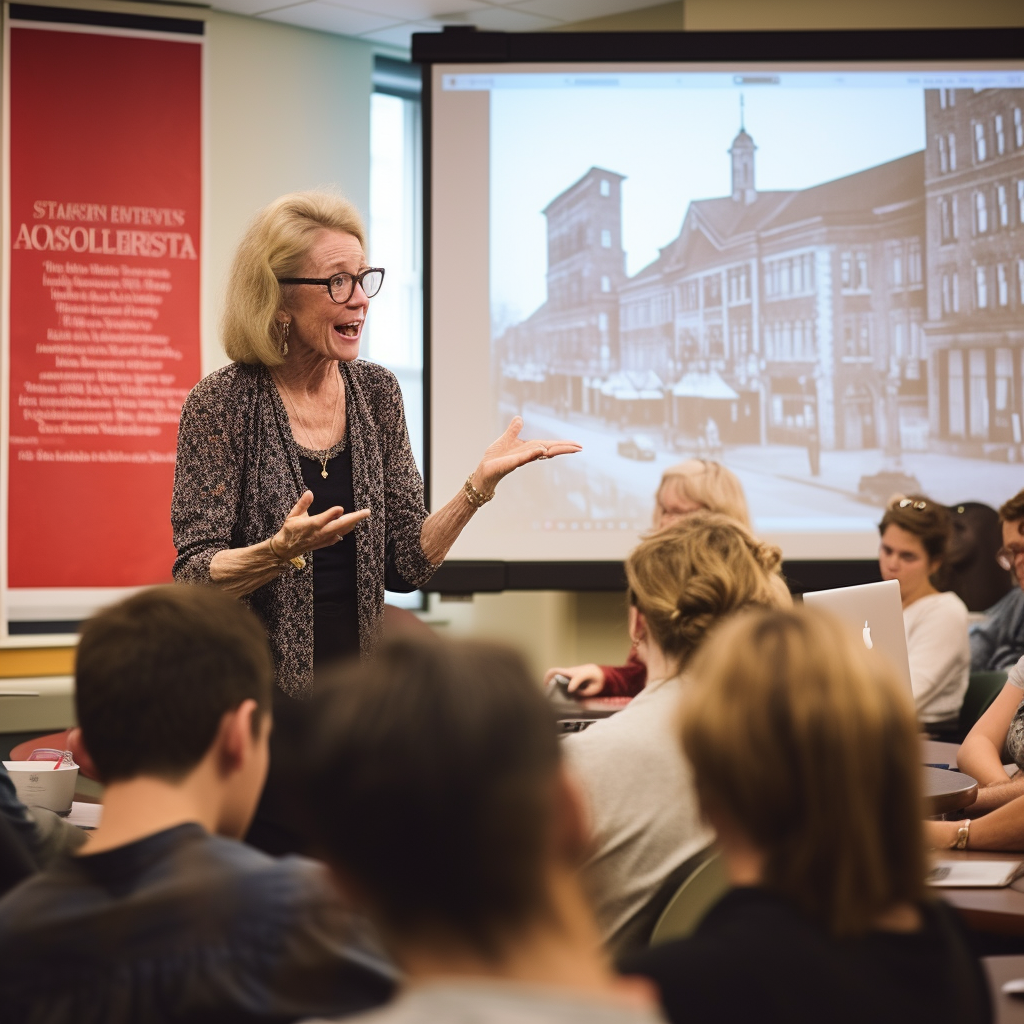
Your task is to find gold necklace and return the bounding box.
[275,369,343,479]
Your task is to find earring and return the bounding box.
[279,320,290,356]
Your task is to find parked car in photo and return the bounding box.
[617,434,657,461]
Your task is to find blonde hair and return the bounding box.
[682,606,927,936]
[625,511,788,670]
[222,190,367,366]
[654,460,751,529]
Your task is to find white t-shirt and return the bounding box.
[308,980,666,1024]
[903,591,971,724]
[561,676,713,952]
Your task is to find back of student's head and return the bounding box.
[626,511,788,668]
[682,606,926,936]
[305,637,562,957]
[75,585,273,783]
[654,459,751,529]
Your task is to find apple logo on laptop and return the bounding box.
[862,620,873,650]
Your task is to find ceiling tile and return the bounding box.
[345,0,488,18]
[359,20,442,46]
[451,5,560,30]
[510,0,662,19]
[210,0,293,15]
[259,2,401,34]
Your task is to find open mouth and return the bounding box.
[334,320,362,338]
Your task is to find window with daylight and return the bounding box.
[1016,108,1024,148]
[600,229,612,248]
[975,121,987,162]
[969,349,989,438]
[600,179,610,197]
[368,57,424,610]
[998,184,1009,228]
[948,133,957,170]
[938,135,948,173]
[976,265,989,309]
[998,263,1009,307]
[1018,180,1024,224]
[948,350,965,437]
[975,191,988,234]
[996,114,1006,156]
[996,349,1013,413]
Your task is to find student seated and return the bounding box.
[299,637,663,1024]
[0,585,394,1024]
[970,489,1024,672]
[624,607,991,1024]
[544,459,751,698]
[562,512,790,954]
[878,494,970,728]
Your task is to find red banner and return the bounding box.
[5,22,202,590]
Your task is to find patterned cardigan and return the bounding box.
[172,359,439,697]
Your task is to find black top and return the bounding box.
[298,436,360,667]
[0,823,395,1024]
[621,887,991,1024]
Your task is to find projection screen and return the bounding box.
[424,35,1024,581]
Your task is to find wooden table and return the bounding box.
[922,738,962,768]
[985,956,1024,1022]
[924,765,979,816]
[940,851,1024,936]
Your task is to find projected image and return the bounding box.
[490,82,1024,536]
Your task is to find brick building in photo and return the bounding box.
[923,87,1024,458]
[498,87,1024,461]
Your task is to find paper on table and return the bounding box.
[66,801,102,829]
[927,860,1024,888]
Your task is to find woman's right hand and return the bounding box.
[272,490,371,558]
[543,664,606,697]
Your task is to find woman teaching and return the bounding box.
[171,190,580,850]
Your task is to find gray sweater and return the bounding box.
[172,359,438,696]
[562,677,713,954]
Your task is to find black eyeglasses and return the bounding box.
[277,268,385,304]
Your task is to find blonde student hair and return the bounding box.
[653,460,751,529]
[222,190,367,367]
[625,511,789,671]
[682,606,927,936]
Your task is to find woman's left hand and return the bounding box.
[472,416,582,494]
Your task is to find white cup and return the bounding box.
[3,760,79,816]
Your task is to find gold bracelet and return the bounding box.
[268,537,306,570]
[954,819,971,850]
[464,475,494,509]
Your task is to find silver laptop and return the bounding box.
[802,579,913,698]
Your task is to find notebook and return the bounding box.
[927,860,1024,888]
[802,579,913,699]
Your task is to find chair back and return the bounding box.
[957,670,1009,739]
[649,850,729,947]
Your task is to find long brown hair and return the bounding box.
[682,606,927,936]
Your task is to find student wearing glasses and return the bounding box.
[945,491,1024,824]
[172,191,580,853]
[969,489,1024,673]
[877,494,970,729]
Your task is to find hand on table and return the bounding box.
[543,664,606,698]
[471,416,581,495]
[273,490,370,559]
